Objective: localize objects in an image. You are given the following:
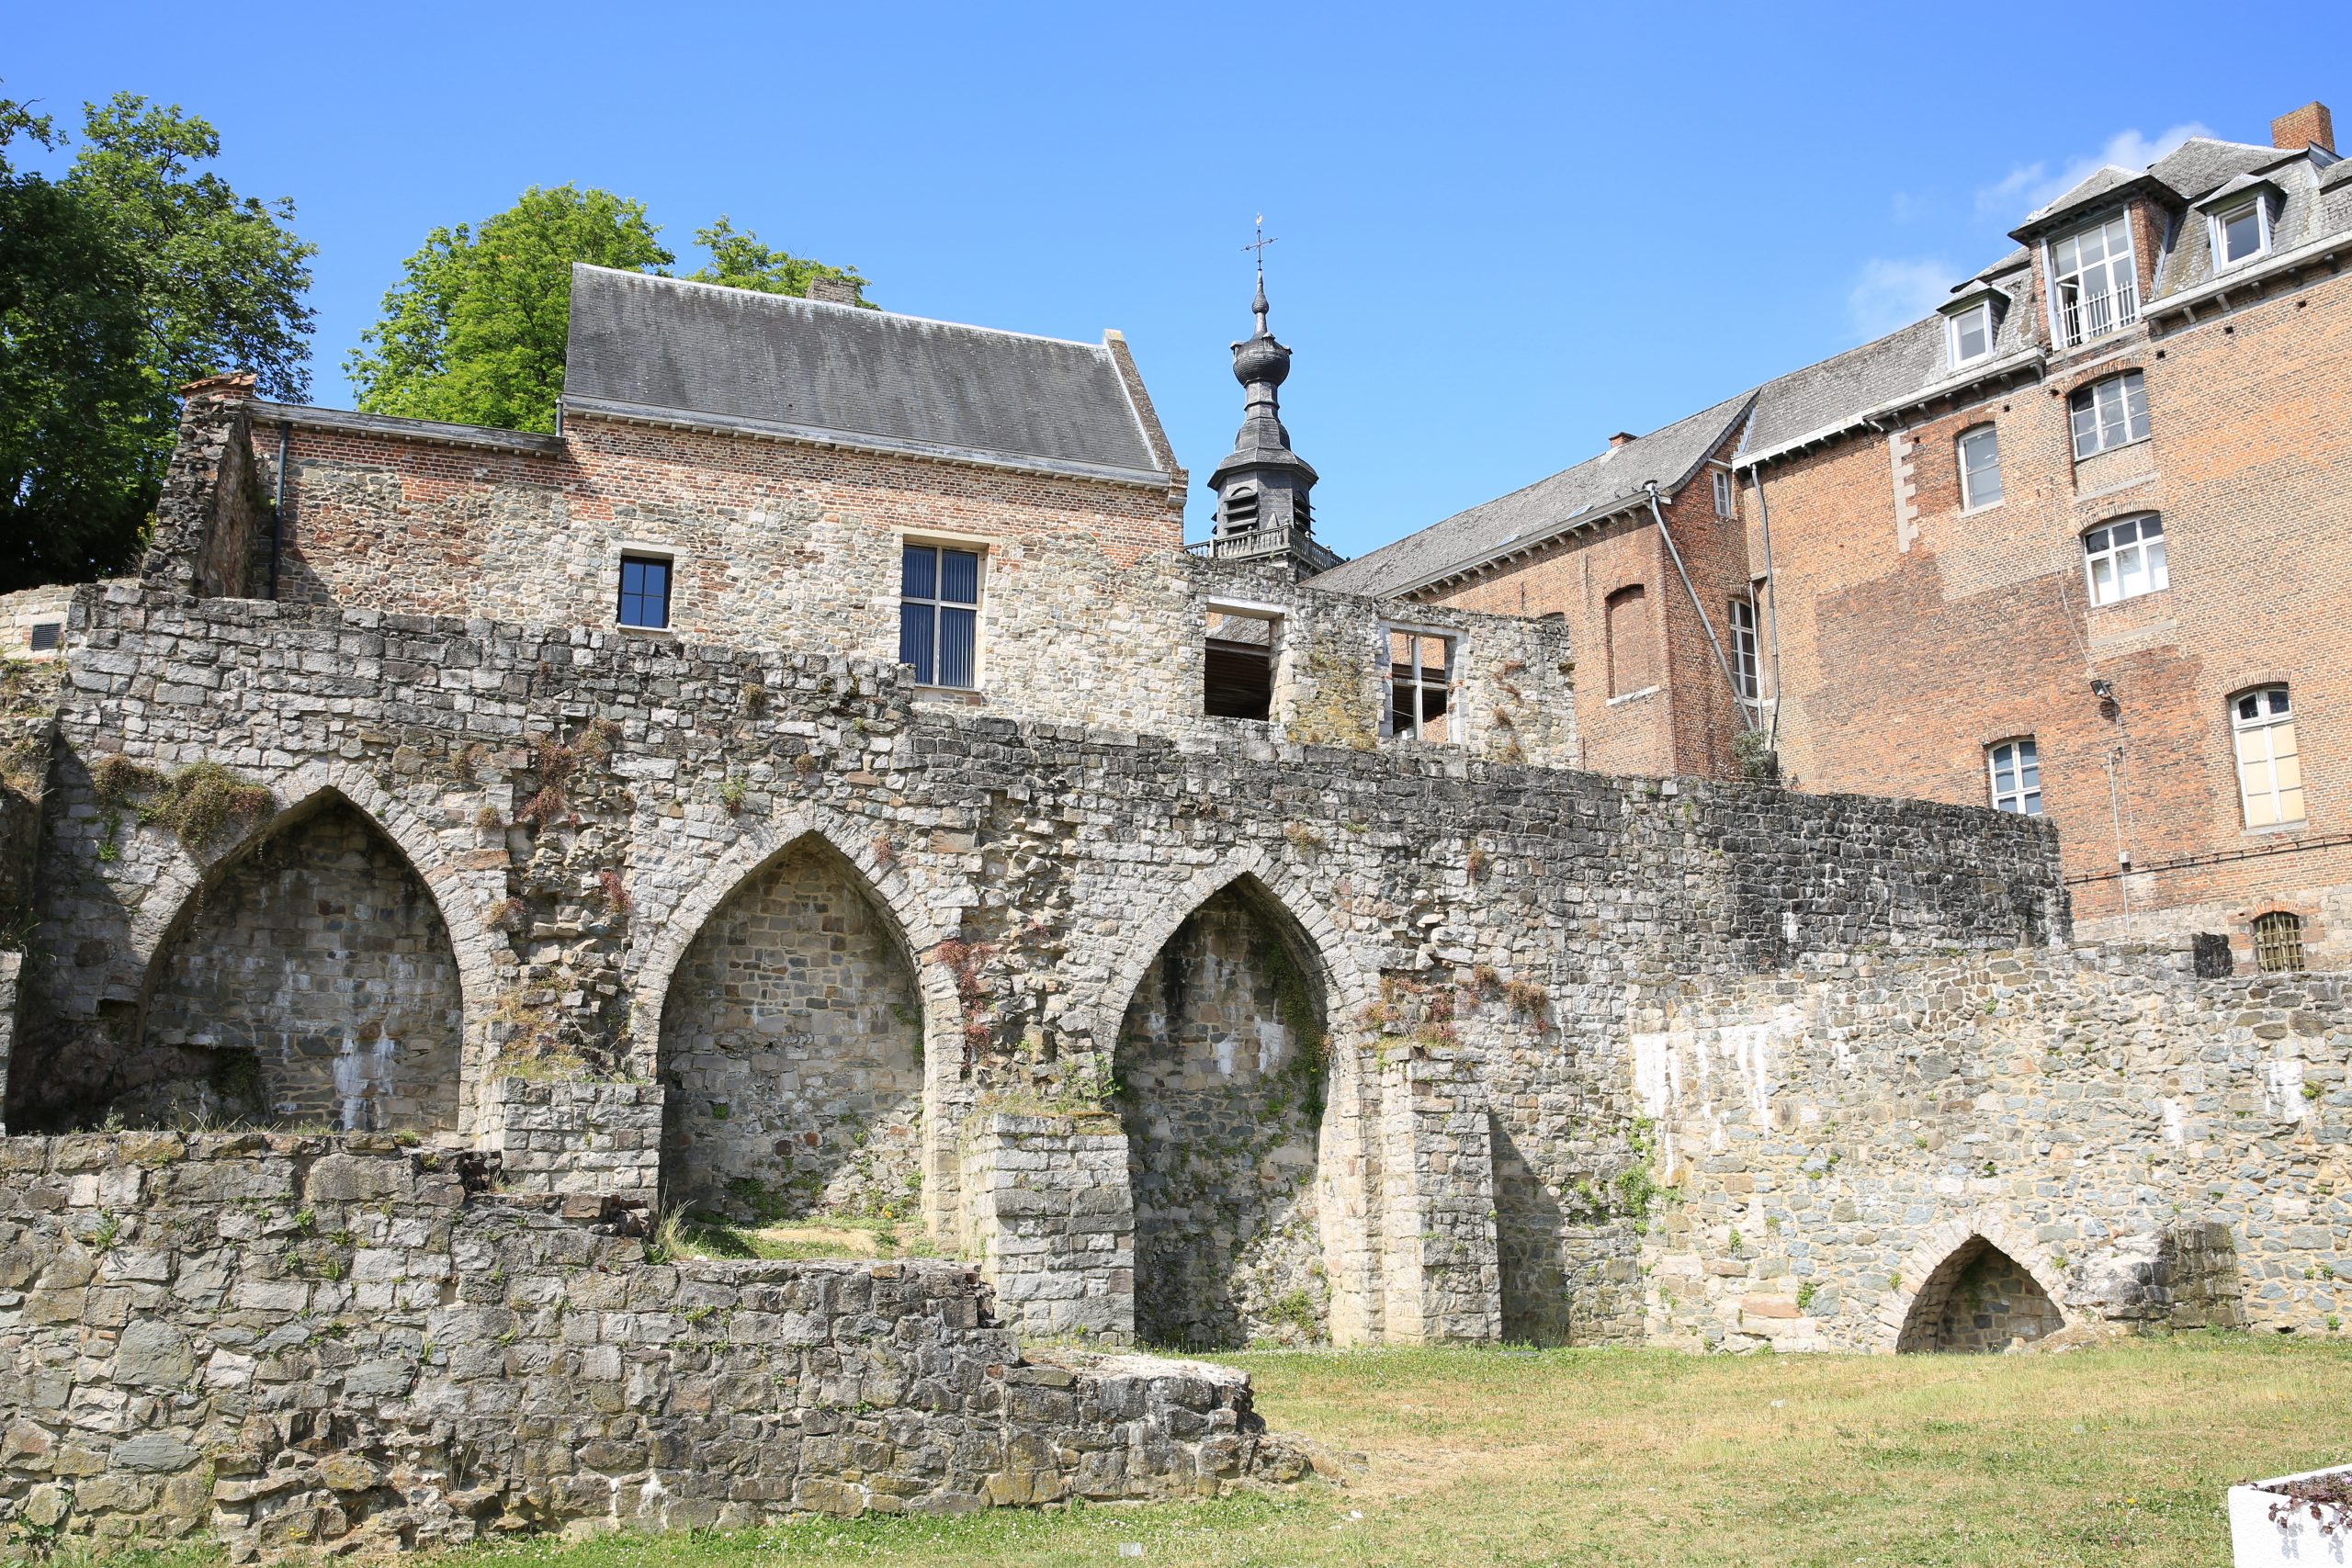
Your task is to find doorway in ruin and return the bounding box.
[1895,1235,2065,1352]
[136,796,465,1134]
[656,837,924,1225]
[1117,878,1331,1349]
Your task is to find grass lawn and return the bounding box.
[65,1335,2352,1567]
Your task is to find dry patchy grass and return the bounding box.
[47,1336,2352,1568]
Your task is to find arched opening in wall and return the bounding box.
[1117,877,1331,1350]
[1606,584,1654,697]
[1895,1235,2064,1353]
[133,795,465,1134]
[656,836,924,1226]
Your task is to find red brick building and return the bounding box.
[1318,102,2352,968]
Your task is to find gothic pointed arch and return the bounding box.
[1106,853,1365,1349]
[121,777,481,1134]
[634,811,959,1228]
[1884,1213,2071,1353]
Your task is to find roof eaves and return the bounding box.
[1372,491,1657,599]
[251,400,567,457]
[2143,227,2352,324]
[2009,172,2164,243]
[560,394,1173,488]
[1734,345,2045,470]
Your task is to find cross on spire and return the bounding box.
[1243,214,1279,267]
[1244,215,1276,334]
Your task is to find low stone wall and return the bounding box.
[0,1134,1304,1556]
[1634,943,2350,1351]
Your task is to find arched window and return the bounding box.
[1606,585,1654,698]
[1985,738,2042,816]
[2232,686,2305,828]
[2082,514,2166,605]
[2253,911,2304,974]
[1957,424,2002,509]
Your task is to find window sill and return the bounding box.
[1959,499,2004,517]
[2074,434,2153,464]
[616,624,677,640]
[2241,819,2311,838]
[1607,685,1662,707]
[2086,587,2169,612]
[912,684,987,705]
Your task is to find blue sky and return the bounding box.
[11,3,2344,558]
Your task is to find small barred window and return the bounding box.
[2253,911,2304,974]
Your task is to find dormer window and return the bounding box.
[2048,214,2139,348]
[1948,302,1994,367]
[2211,197,2269,268]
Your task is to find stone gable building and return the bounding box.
[0,179,2346,1554]
[1322,100,2352,971]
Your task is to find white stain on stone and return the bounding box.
[2262,1059,2307,1122]
[1255,1018,1290,1073]
[2160,1097,2186,1147]
[334,1032,396,1132]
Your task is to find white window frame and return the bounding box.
[2081,513,2167,606]
[1379,622,1461,744]
[1729,594,1760,703]
[1946,301,1995,369]
[2209,197,2271,271]
[1711,468,1735,519]
[2045,213,2140,349]
[2233,686,2306,829]
[1957,423,2002,511]
[2068,371,2151,460]
[1985,738,2042,816]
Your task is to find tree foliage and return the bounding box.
[348,193,870,434]
[0,92,314,591]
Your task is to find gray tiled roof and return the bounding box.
[562,265,1165,479]
[1742,315,1953,456]
[1307,392,1754,598]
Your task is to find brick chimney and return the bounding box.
[806,276,861,306]
[2271,101,2335,154]
[1607,431,1636,450]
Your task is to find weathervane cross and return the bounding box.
[1243,214,1278,266]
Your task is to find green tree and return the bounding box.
[346,186,673,434]
[0,93,314,590]
[688,216,870,304]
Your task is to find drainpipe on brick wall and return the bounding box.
[1644,481,1757,734]
[1747,466,1786,750]
[270,415,288,602]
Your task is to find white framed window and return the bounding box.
[2082,514,2167,605]
[2233,686,2305,829]
[899,541,983,688]
[2211,197,2270,269]
[1986,738,2042,816]
[2049,214,2140,347]
[2069,371,2151,459]
[1947,301,1994,368]
[1712,468,1735,519]
[1384,626,1458,742]
[1957,423,2003,509]
[1729,595,1760,702]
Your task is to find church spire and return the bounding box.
[1208,224,1326,573]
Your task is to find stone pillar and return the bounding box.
[478,1077,662,1204]
[0,951,18,1134]
[959,1111,1134,1344]
[1378,1049,1502,1344]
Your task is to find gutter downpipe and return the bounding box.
[1644,480,1755,733]
[270,420,288,602]
[1747,463,1786,750]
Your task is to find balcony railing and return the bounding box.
[2055,276,2140,348]
[1184,525,1345,576]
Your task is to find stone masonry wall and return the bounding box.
[1634,943,2349,1352]
[1118,886,1327,1348]
[658,839,925,1224]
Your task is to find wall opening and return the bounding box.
[1118,878,1331,1349]
[657,838,924,1225]
[1895,1235,2064,1352]
[1606,584,1654,696]
[132,796,464,1134]
[1204,607,1278,721]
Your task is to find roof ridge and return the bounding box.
[571,264,1114,355]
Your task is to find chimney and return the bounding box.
[2271,101,2335,154]
[806,276,861,306]
[1607,432,1637,450]
[178,369,257,400]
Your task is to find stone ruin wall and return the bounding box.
[0,1134,1306,1557]
[1634,946,2351,1351]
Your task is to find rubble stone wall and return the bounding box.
[1634,945,2350,1351]
[0,1134,1300,1556]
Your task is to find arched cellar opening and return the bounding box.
[133,796,464,1134]
[1117,879,1332,1349]
[1896,1235,2065,1352]
[656,837,924,1226]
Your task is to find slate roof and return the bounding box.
[1308,392,1754,598]
[562,265,1166,481]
